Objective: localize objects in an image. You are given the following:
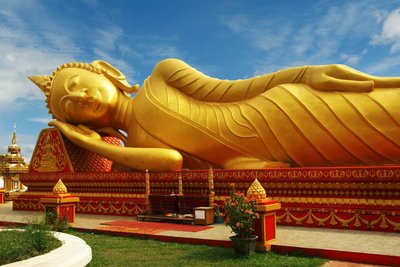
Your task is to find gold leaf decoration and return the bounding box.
[247,178,266,199]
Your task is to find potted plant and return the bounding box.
[225,183,259,256]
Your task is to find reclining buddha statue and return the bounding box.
[29,58,400,171]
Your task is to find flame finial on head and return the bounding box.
[29,76,51,94]
[29,75,54,117]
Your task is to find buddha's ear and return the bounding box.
[91,60,139,94]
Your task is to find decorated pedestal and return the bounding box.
[0,188,4,204]
[254,200,281,251]
[40,179,80,224]
[247,179,281,252]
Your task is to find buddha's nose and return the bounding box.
[69,88,95,99]
[81,87,97,98]
[69,90,86,99]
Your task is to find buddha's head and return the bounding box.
[29,60,139,126]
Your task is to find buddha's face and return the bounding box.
[50,68,118,126]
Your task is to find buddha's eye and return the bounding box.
[66,75,80,92]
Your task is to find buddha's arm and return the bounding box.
[263,64,400,91]
[48,121,183,171]
[300,64,400,92]
[151,59,400,103]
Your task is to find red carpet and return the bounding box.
[97,220,212,234]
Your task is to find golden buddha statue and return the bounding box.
[29,59,400,171]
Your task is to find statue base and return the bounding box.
[13,128,400,233]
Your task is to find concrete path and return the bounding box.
[1,202,399,266]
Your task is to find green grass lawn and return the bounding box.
[71,230,328,267]
[0,227,61,265]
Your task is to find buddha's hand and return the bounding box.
[301,64,400,92]
[48,120,101,145]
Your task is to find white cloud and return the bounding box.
[16,133,38,163]
[340,54,361,65]
[292,26,313,56]
[91,25,181,83]
[381,9,400,40]
[221,2,388,75]
[147,44,183,60]
[94,26,124,52]
[0,4,81,110]
[0,44,76,108]
[371,9,400,52]
[82,0,99,8]
[365,56,400,75]
[220,14,249,33]
[220,14,291,52]
[28,117,52,124]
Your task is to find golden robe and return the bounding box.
[133,59,400,168]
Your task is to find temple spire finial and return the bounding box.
[12,122,17,145]
[7,123,21,154]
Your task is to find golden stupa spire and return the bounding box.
[247,178,267,200]
[12,122,17,144]
[8,122,21,154]
[53,179,68,195]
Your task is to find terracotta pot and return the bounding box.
[229,235,258,256]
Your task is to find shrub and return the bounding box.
[225,183,259,238]
[45,210,70,232]
[24,219,59,252]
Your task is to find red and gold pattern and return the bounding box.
[276,209,400,231]
[14,128,400,232]
[64,135,121,172]
[30,129,71,172]
[29,128,121,173]
[14,194,146,216]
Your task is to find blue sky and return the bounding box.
[1,0,400,161]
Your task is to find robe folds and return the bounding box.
[133,59,400,168]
